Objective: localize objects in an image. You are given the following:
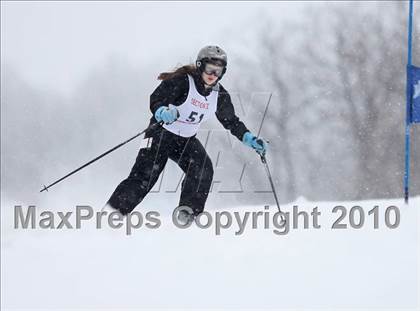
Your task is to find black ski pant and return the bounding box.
[107,127,213,215]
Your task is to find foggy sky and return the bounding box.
[1,1,304,94]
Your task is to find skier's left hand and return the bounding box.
[242,132,267,155]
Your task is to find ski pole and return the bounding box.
[255,92,285,220]
[259,153,284,217]
[40,121,162,193]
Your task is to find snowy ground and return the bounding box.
[1,196,419,310]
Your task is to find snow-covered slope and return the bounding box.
[1,197,418,310]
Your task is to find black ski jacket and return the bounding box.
[148,71,248,140]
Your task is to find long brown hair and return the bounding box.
[158,64,197,81]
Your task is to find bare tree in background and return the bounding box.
[299,2,420,199]
[259,30,298,202]
[236,2,420,201]
[230,20,303,203]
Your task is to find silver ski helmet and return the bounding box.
[196,45,227,79]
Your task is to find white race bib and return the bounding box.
[163,75,219,137]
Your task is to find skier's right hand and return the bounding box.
[154,106,179,125]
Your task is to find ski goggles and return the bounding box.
[203,63,225,77]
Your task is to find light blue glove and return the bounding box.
[242,132,267,155]
[155,106,179,125]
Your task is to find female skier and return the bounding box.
[104,45,267,222]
